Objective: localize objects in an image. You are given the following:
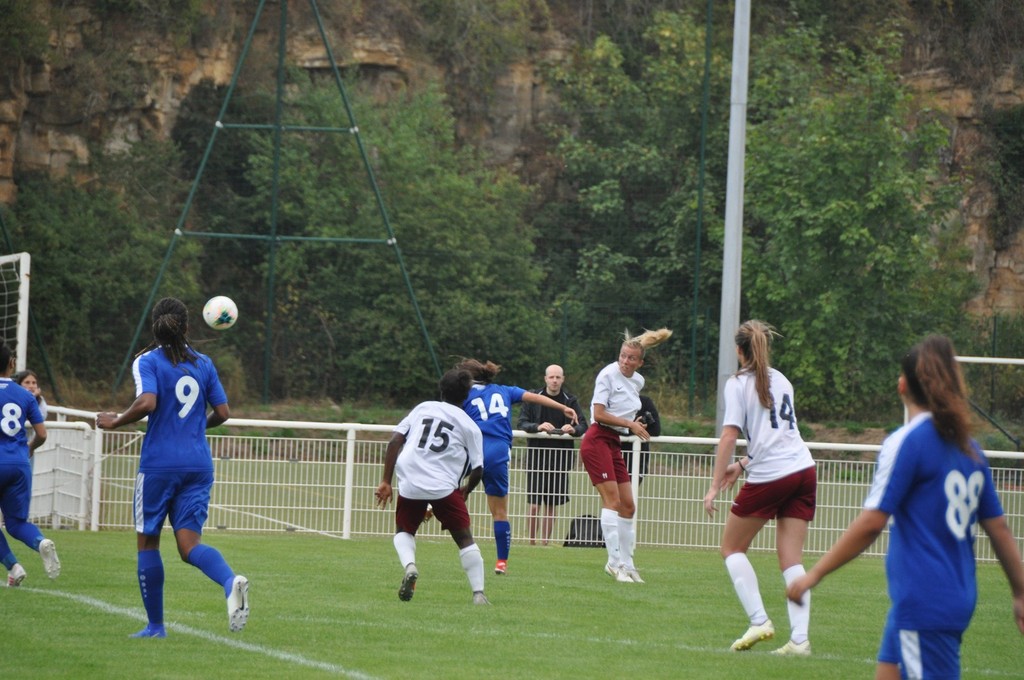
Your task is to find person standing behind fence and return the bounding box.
[0,343,59,587]
[96,297,248,638]
[14,369,48,468]
[375,368,490,605]
[580,328,672,584]
[622,394,660,485]
[786,335,1024,679]
[703,320,816,656]
[517,365,588,545]
[456,358,579,576]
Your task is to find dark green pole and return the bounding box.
[689,0,714,415]
[261,0,289,403]
[115,0,270,393]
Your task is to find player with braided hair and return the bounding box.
[580,327,672,584]
[786,335,1024,678]
[456,358,579,576]
[97,297,249,638]
[704,320,816,655]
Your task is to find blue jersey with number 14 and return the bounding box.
[132,346,228,473]
[462,383,526,446]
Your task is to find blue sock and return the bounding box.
[494,520,511,561]
[0,531,16,569]
[3,517,43,550]
[187,544,235,596]
[137,549,164,626]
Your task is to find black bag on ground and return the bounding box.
[563,514,604,548]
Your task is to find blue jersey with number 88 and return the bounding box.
[131,346,228,473]
[866,412,1004,631]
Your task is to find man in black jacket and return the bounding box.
[517,365,588,545]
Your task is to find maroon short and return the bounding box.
[731,466,817,521]
[395,489,471,535]
[579,423,630,486]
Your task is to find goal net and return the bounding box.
[0,252,30,372]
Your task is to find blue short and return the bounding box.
[878,609,962,679]
[134,470,213,535]
[0,461,32,520]
[481,438,510,497]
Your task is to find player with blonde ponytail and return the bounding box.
[579,327,672,584]
[704,320,817,656]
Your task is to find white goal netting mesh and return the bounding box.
[0,252,30,371]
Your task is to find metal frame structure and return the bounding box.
[115,0,440,401]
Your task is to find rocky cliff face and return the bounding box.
[1,2,1021,314]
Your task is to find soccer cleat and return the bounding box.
[730,619,775,651]
[604,562,619,578]
[130,624,167,638]
[620,566,645,583]
[494,559,507,575]
[227,575,250,632]
[398,565,418,602]
[771,639,811,656]
[38,539,60,579]
[615,566,634,583]
[472,591,491,605]
[7,563,26,587]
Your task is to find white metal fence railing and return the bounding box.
[31,407,1024,562]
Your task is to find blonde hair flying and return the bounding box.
[623,328,673,356]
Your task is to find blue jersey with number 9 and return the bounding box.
[131,346,228,473]
[0,378,44,461]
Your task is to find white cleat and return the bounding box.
[604,562,620,578]
[771,639,811,656]
[227,575,250,632]
[620,566,645,583]
[472,591,491,605]
[7,563,26,587]
[38,539,60,579]
[731,619,775,651]
[398,565,418,602]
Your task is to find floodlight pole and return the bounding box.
[715,0,751,433]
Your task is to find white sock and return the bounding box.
[460,543,485,593]
[725,552,768,625]
[600,508,620,566]
[393,532,416,569]
[618,516,636,568]
[782,564,810,644]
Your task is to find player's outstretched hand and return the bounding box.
[721,462,742,490]
[96,412,118,430]
[702,487,718,517]
[375,482,392,508]
[786,573,818,603]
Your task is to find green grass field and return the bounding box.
[3,530,1021,679]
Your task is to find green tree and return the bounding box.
[9,146,201,389]
[744,28,975,418]
[545,10,732,387]
[235,79,544,401]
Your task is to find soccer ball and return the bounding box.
[203,296,238,330]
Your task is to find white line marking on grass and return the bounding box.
[26,587,379,680]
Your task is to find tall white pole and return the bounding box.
[716,0,751,433]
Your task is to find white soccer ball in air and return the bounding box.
[203,296,238,330]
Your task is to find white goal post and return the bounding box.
[0,251,30,372]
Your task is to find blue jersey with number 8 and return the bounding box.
[865,412,1003,631]
[131,346,228,473]
[0,378,44,461]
